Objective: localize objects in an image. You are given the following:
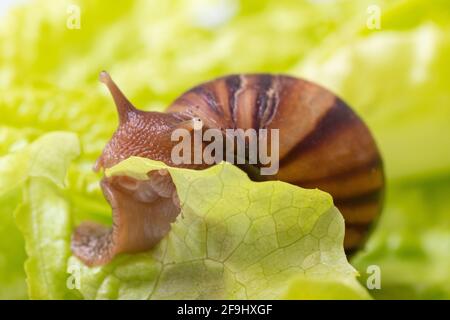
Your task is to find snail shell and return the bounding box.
[72,72,384,266]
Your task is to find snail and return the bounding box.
[72,72,384,266]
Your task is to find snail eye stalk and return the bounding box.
[99,70,136,123]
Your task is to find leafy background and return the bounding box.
[0,0,449,299]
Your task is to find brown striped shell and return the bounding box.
[168,74,384,252]
[72,72,384,266]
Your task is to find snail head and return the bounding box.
[94,71,180,171]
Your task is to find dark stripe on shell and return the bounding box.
[189,85,222,116]
[279,98,356,165]
[225,75,242,127]
[254,75,273,129]
[292,155,382,185]
[334,188,383,206]
[255,75,280,129]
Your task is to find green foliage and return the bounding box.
[0,0,449,299]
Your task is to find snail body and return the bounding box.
[72,72,384,266]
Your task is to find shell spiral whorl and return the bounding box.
[168,74,384,252]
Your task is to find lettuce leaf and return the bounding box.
[16,178,79,299]
[0,132,80,299]
[4,135,369,299]
[0,189,27,299]
[65,157,368,299]
[352,176,450,299]
[283,275,371,300]
[0,0,384,299]
[1,0,450,300]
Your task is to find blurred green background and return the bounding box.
[0,0,449,299]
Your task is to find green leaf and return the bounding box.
[0,188,27,299]
[0,132,80,193]
[66,157,368,299]
[6,132,81,299]
[27,132,80,188]
[0,0,384,300]
[2,0,450,300]
[352,176,450,299]
[283,275,371,300]
[16,178,74,299]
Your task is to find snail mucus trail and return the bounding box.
[71,71,384,266]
